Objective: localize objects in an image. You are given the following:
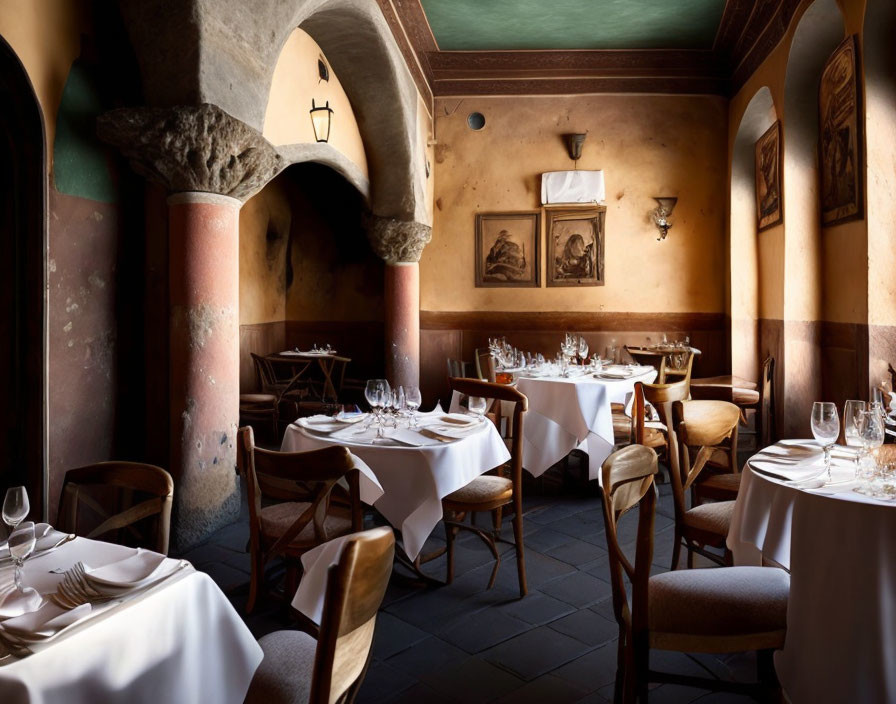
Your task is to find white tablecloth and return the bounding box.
[515,368,656,478]
[281,419,510,560]
[0,538,262,704]
[728,442,896,703]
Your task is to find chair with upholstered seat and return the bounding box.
[245,527,395,704]
[669,400,741,569]
[240,393,279,439]
[441,377,528,596]
[237,426,363,613]
[57,461,174,554]
[598,444,788,703]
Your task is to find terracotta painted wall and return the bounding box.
[424,94,728,313]
[0,0,146,516]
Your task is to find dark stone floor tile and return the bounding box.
[181,542,241,568]
[198,561,249,593]
[526,502,588,526]
[547,538,607,567]
[497,591,576,626]
[355,660,418,704]
[554,642,620,693]
[492,673,590,704]
[440,607,532,653]
[522,526,579,553]
[645,684,711,703]
[575,690,612,703]
[481,625,594,682]
[385,682,457,704]
[543,512,606,545]
[491,549,576,591]
[420,657,525,704]
[691,691,756,703]
[386,636,468,679]
[539,570,613,608]
[371,612,429,660]
[548,608,618,647]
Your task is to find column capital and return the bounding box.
[365,216,432,264]
[97,103,283,202]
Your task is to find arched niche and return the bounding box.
[731,86,777,383]
[781,0,846,436]
[120,0,425,224]
[0,34,47,517]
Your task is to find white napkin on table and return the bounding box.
[0,583,43,619]
[0,523,71,564]
[82,549,174,589]
[1,601,92,640]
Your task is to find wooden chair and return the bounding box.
[240,393,279,439]
[57,462,174,555]
[632,378,691,472]
[669,400,741,569]
[474,348,496,382]
[246,527,395,704]
[236,426,363,613]
[599,444,788,703]
[690,357,774,436]
[447,358,467,378]
[441,377,528,596]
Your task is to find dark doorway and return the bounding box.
[0,35,47,519]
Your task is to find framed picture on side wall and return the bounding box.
[819,34,863,226]
[755,121,783,232]
[546,206,605,287]
[474,211,540,287]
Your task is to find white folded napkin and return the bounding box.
[0,523,71,564]
[1,601,91,640]
[0,584,43,619]
[82,549,172,589]
[388,429,442,447]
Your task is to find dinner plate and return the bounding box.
[82,550,171,588]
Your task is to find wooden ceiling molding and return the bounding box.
[377,0,803,98]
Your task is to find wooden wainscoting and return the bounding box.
[421,311,729,407]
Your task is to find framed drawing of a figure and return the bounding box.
[546,207,605,287]
[755,121,782,231]
[819,34,863,225]
[474,212,540,287]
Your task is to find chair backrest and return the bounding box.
[624,347,667,382]
[312,526,395,704]
[448,377,527,482]
[759,356,775,447]
[57,462,174,554]
[669,400,740,517]
[474,348,496,382]
[252,353,282,394]
[236,426,362,557]
[598,445,658,642]
[446,358,466,378]
[632,378,690,446]
[662,350,695,386]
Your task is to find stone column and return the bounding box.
[98,104,282,549]
[367,217,432,390]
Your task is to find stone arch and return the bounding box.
[730,86,777,387]
[120,0,424,224]
[0,34,47,516]
[781,0,846,435]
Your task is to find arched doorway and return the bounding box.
[0,35,47,518]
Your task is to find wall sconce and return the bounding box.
[651,197,677,241]
[310,100,334,143]
[565,133,587,161]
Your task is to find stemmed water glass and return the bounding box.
[364,379,391,440]
[578,336,589,366]
[811,402,840,482]
[8,521,36,592]
[3,486,30,542]
[405,386,422,428]
[843,400,866,474]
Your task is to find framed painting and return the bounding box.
[755,121,782,232]
[546,206,605,287]
[819,34,863,226]
[474,212,540,287]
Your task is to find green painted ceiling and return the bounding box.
[419,0,727,51]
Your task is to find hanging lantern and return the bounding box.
[310,99,334,143]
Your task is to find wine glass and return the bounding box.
[578,336,589,366]
[9,521,36,592]
[843,400,867,474]
[3,486,30,537]
[405,386,422,428]
[811,402,840,482]
[468,396,487,421]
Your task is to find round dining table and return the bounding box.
[728,441,896,703]
[280,412,510,560]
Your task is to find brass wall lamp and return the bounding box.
[651,197,677,241]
